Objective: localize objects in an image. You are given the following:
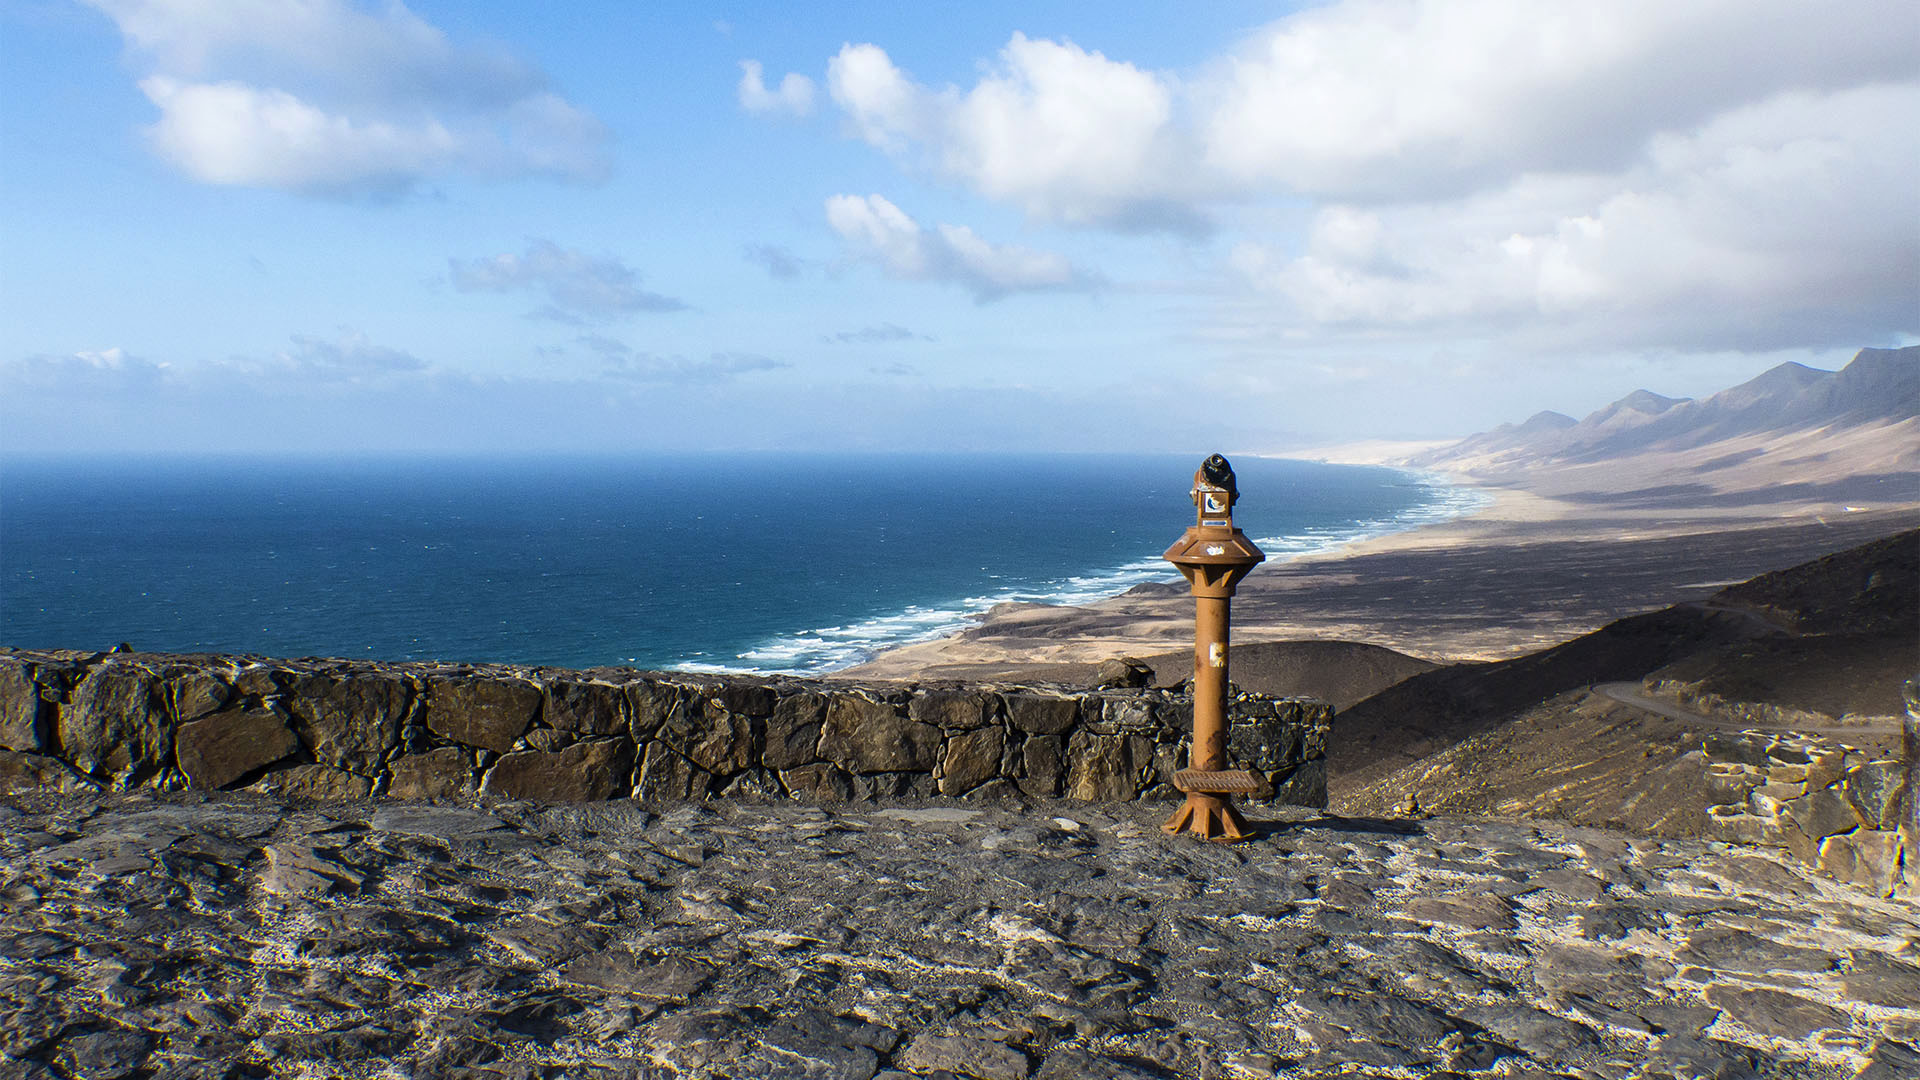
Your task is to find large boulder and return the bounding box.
[819,696,939,774]
[909,690,996,731]
[1004,693,1079,735]
[60,662,169,787]
[1066,732,1153,801]
[388,748,476,800]
[763,691,827,770]
[283,671,407,773]
[483,739,635,802]
[544,679,629,736]
[176,706,302,790]
[658,697,757,777]
[938,727,1005,795]
[635,742,711,801]
[0,659,45,752]
[163,668,230,723]
[423,676,539,754]
[1844,760,1905,830]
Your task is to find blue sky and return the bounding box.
[3,0,1915,454]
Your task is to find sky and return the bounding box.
[2,0,1915,455]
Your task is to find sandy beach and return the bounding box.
[836,461,1920,686]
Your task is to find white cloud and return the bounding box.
[1232,84,1920,351]
[828,35,1195,229]
[140,77,459,192]
[828,3,1914,217]
[825,194,1094,302]
[1197,0,1915,199]
[824,1,1917,351]
[738,60,815,117]
[450,241,687,321]
[86,0,607,195]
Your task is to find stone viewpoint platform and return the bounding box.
[1,791,1916,1079]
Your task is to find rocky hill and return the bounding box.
[1334,528,1918,835]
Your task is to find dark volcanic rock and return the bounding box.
[939,726,1006,796]
[482,738,635,801]
[175,705,301,789]
[1005,693,1080,735]
[542,679,629,736]
[910,688,998,730]
[0,659,47,752]
[819,695,939,774]
[764,691,828,770]
[283,670,407,772]
[423,676,540,753]
[59,662,167,786]
[387,747,475,800]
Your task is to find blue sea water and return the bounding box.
[0,454,1483,675]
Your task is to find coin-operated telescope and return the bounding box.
[1162,454,1267,841]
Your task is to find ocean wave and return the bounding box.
[672,469,1489,677]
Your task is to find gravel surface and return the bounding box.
[2,791,1916,1079]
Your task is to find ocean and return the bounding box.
[0,454,1482,675]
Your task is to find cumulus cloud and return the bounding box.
[1230,84,1920,351]
[85,0,607,195]
[828,35,1196,230]
[1197,0,1915,200]
[824,322,929,344]
[823,1,1917,351]
[737,60,815,116]
[828,3,1913,216]
[825,194,1096,302]
[451,241,687,322]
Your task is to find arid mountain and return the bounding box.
[1404,345,1920,479]
[1398,346,1919,517]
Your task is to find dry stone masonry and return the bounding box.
[1703,729,1915,900]
[0,649,1330,810]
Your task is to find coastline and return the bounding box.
[834,463,1920,684]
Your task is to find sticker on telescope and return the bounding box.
[1205,543,1226,555]
[1202,519,1228,527]
[1203,493,1227,513]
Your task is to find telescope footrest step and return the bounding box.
[1173,768,1261,794]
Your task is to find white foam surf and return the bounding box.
[672,468,1488,676]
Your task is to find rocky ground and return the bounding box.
[1,792,1916,1080]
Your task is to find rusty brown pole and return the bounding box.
[1190,593,1231,771]
[1163,453,1266,842]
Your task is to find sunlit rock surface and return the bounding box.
[1,790,1915,1078]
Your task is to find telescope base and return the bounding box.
[1162,792,1251,843]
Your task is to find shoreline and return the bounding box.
[680,459,1487,678]
[834,462,1920,684]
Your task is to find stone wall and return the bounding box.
[0,648,1330,808]
[1703,728,1915,899]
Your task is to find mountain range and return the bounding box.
[1397,346,1919,512]
[1406,346,1918,472]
